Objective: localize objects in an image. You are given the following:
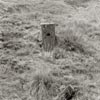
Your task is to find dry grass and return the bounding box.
[56,21,94,56]
[0,0,100,100]
[64,0,92,7]
[30,71,61,100]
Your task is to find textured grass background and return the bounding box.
[0,0,100,100]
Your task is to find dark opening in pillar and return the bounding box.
[46,33,50,36]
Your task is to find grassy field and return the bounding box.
[0,0,100,100]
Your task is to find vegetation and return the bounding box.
[0,0,100,100]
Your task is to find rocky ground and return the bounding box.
[0,0,100,100]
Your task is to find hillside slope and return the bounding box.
[0,0,100,100]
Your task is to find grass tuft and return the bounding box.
[57,21,93,56]
[30,71,61,100]
[64,0,91,7]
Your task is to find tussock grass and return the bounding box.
[30,67,80,100]
[57,21,94,56]
[64,0,91,7]
[30,71,60,100]
[53,47,67,59]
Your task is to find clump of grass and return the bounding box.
[53,47,67,59]
[64,0,91,7]
[30,69,78,100]
[30,71,60,100]
[57,21,93,55]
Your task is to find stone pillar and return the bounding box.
[41,23,56,52]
